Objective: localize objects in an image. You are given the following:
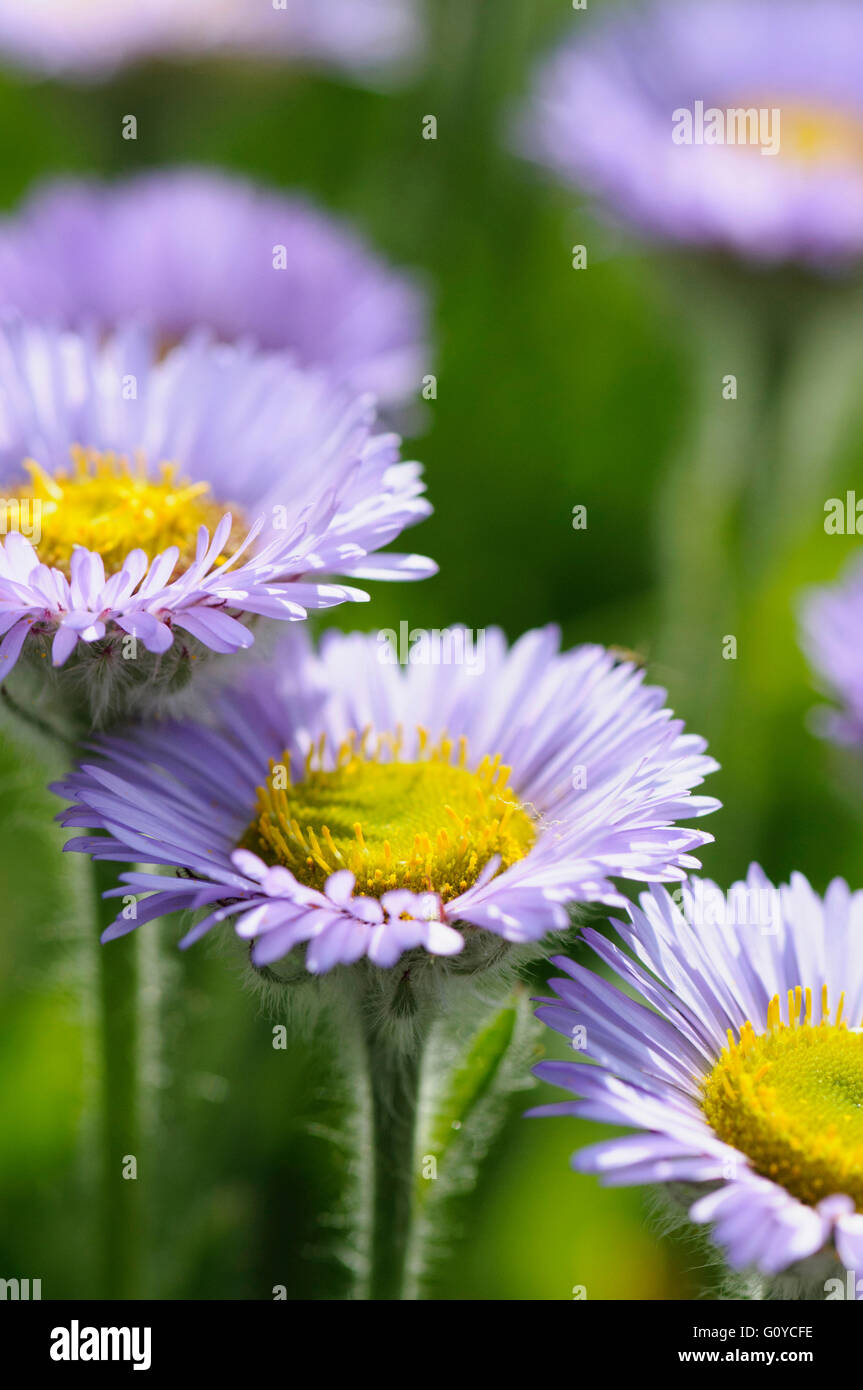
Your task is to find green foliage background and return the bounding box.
[1,0,861,1300]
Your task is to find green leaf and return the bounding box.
[417,992,522,1203]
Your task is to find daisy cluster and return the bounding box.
[7,0,863,1302]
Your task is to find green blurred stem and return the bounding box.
[361,1018,426,1301]
[92,857,142,1299]
[0,685,76,754]
[656,265,820,866]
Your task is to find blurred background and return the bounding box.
[2,0,862,1300]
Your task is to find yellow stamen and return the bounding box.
[240,727,537,901]
[0,446,242,576]
[702,988,863,1209]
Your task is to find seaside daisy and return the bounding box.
[531,867,863,1290]
[0,168,428,410]
[799,555,863,747]
[0,0,423,84]
[0,320,434,719]
[53,625,720,974]
[518,0,863,267]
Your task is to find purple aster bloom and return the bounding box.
[0,0,423,84]
[0,168,428,410]
[518,0,863,266]
[531,867,863,1284]
[0,319,433,708]
[800,555,863,746]
[53,625,720,973]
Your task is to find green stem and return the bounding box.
[92,856,143,1299]
[361,1017,426,1301]
[1,684,76,754]
[655,282,755,744]
[655,264,818,870]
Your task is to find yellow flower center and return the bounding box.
[702,987,863,1209]
[727,100,863,165]
[0,447,241,576]
[240,728,537,901]
[777,103,863,166]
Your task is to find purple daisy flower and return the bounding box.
[0,168,428,410]
[0,319,433,708]
[531,866,863,1285]
[0,0,423,84]
[518,0,863,266]
[53,625,720,973]
[800,555,863,746]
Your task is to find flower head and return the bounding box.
[0,168,428,409]
[0,320,433,718]
[53,625,719,973]
[531,867,863,1283]
[800,555,863,746]
[518,0,863,266]
[0,0,423,84]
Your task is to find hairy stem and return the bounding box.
[361,1015,427,1301]
[92,857,143,1299]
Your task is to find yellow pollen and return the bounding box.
[239,728,537,900]
[702,987,863,1209]
[0,446,242,575]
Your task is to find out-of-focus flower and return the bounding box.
[531,868,863,1286]
[518,0,863,266]
[0,0,423,85]
[53,625,720,972]
[0,320,434,718]
[800,555,863,745]
[0,168,428,410]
